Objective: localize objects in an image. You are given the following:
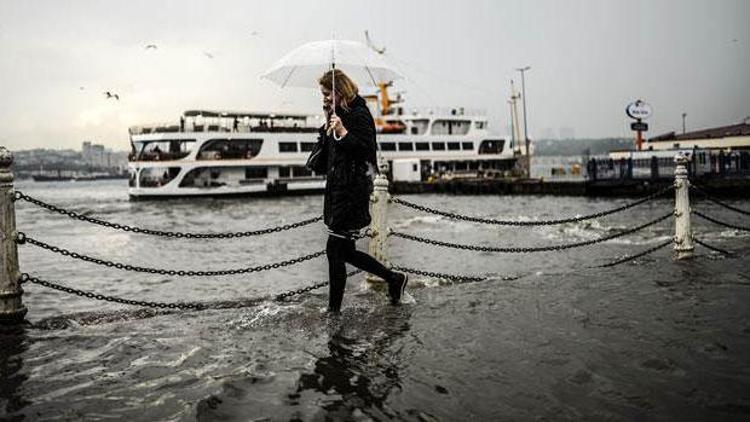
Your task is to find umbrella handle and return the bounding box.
[331,61,343,140]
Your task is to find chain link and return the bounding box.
[18,233,325,276]
[692,210,750,232]
[391,185,674,226]
[391,212,673,253]
[13,191,322,238]
[274,269,363,301]
[691,237,734,256]
[20,273,207,310]
[391,265,520,283]
[596,239,673,267]
[690,185,750,216]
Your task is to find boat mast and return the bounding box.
[510,80,522,155]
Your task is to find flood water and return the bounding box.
[2,179,749,421]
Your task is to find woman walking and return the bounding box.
[307,69,408,313]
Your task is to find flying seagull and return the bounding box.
[365,30,386,54]
[203,52,214,59]
[145,44,158,50]
[104,91,120,100]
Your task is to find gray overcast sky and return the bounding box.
[1,0,748,151]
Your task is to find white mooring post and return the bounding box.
[0,147,27,324]
[673,154,694,260]
[367,163,391,284]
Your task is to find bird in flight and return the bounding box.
[365,30,386,54]
[104,91,120,100]
[250,30,260,36]
[203,52,214,59]
[145,44,158,50]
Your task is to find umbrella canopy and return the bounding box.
[261,39,403,88]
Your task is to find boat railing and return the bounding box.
[130,123,320,136]
[130,151,191,162]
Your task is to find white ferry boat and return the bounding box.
[127,92,518,198]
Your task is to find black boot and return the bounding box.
[388,272,408,305]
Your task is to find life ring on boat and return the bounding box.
[378,122,406,134]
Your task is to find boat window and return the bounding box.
[138,167,181,188]
[279,142,298,153]
[245,167,268,179]
[410,119,429,135]
[432,119,471,135]
[461,142,474,151]
[447,142,461,151]
[279,167,290,178]
[432,142,446,151]
[379,142,396,151]
[475,121,486,130]
[478,139,505,154]
[415,142,430,151]
[300,142,316,152]
[292,166,313,177]
[398,142,414,151]
[134,140,196,161]
[198,138,263,160]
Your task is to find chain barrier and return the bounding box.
[691,237,734,256]
[690,185,750,216]
[20,269,364,310]
[390,185,674,226]
[390,212,672,253]
[692,210,750,232]
[13,191,322,239]
[17,232,325,276]
[391,265,521,283]
[596,239,673,267]
[19,273,207,310]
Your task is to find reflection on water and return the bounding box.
[0,326,31,418]
[292,308,412,420]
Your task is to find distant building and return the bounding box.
[81,141,127,170]
[645,119,750,151]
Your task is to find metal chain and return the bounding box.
[597,239,673,267]
[692,210,750,232]
[13,191,322,239]
[691,237,734,256]
[275,269,363,301]
[19,273,207,310]
[391,265,520,283]
[690,185,750,216]
[391,212,673,253]
[22,269,365,310]
[391,185,674,226]
[17,232,325,276]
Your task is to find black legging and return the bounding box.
[326,234,395,312]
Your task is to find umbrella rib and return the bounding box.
[281,66,298,88]
[364,65,378,86]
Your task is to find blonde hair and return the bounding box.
[318,69,358,111]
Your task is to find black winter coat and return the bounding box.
[310,95,377,231]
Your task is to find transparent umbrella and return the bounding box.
[261,39,403,89]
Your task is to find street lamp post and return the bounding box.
[682,112,687,134]
[516,66,531,177]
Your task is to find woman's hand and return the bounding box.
[328,115,348,138]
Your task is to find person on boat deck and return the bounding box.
[308,69,408,314]
[152,145,162,161]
